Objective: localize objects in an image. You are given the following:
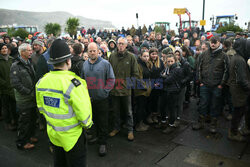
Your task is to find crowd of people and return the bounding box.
[0,25,250,166]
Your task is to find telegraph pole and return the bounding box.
[201,0,205,32]
[136,13,139,28]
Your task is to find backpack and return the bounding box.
[42,49,54,71]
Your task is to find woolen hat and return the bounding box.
[174,37,180,41]
[206,32,213,40]
[162,47,173,55]
[48,39,72,65]
[33,39,44,47]
[108,39,116,46]
[140,41,149,50]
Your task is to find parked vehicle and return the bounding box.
[174,8,198,35]
[210,15,238,32]
[0,25,38,36]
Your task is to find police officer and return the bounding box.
[36,39,92,167]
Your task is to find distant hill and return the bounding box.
[0,8,115,32]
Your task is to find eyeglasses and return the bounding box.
[167,61,174,63]
[118,43,125,46]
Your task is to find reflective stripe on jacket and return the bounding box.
[36,70,92,152]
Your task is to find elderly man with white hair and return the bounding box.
[161,39,175,52]
[108,37,139,141]
[10,43,37,150]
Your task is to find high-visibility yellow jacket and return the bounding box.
[36,70,92,152]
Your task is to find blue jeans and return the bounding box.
[198,85,222,118]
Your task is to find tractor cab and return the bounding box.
[211,15,238,31]
[155,22,170,31]
[216,15,236,26]
[181,20,198,31]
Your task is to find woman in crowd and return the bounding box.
[147,47,164,124]
[161,54,183,134]
[174,49,192,126]
[181,45,195,104]
[134,50,152,131]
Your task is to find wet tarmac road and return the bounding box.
[0,97,249,167]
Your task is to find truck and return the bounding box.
[210,15,238,32]
[0,25,39,36]
[0,26,8,36]
[174,8,198,35]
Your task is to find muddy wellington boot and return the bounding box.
[192,115,205,130]
[228,130,246,142]
[209,117,217,133]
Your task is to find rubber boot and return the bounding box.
[162,124,175,134]
[209,117,217,133]
[192,115,205,130]
[136,121,148,132]
[228,130,246,142]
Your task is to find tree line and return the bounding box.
[6,17,80,38]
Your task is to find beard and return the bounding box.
[90,56,98,61]
[36,49,41,54]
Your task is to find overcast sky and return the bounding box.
[1,0,249,31]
